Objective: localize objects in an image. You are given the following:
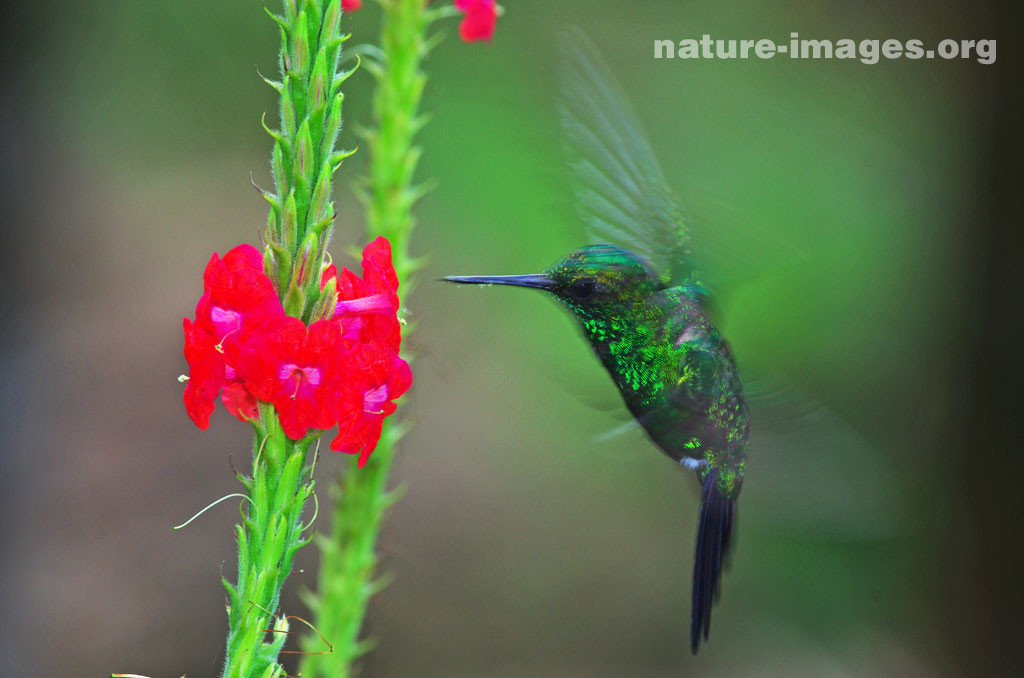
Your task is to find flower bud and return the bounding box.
[292,10,311,75]
[294,121,314,190]
[295,231,320,288]
[272,142,288,199]
[309,160,334,231]
[280,80,297,138]
[310,275,338,324]
[282,191,299,248]
[323,1,343,41]
[320,92,343,161]
[309,51,329,113]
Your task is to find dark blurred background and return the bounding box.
[0,1,1018,676]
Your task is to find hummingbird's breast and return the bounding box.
[583,290,749,482]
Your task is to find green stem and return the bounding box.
[365,0,432,283]
[221,409,315,678]
[300,1,431,675]
[301,424,406,674]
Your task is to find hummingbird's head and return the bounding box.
[443,245,660,314]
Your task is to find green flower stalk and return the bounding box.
[167,1,426,677]
[173,0,499,671]
[218,1,355,676]
[363,0,434,284]
[300,1,438,675]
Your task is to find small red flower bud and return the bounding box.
[455,0,497,42]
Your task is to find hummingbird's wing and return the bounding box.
[558,29,692,286]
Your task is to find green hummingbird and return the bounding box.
[443,32,747,654]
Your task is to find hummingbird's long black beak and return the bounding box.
[441,274,557,290]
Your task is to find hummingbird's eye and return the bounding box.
[566,278,598,301]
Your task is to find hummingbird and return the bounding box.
[443,32,747,654]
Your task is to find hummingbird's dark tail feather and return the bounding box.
[690,469,735,654]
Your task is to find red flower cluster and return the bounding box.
[342,0,362,12]
[183,238,412,467]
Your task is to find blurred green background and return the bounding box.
[0,1,1015,676]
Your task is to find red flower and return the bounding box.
[202,243,264,290]
[324,236,402,352]
[236,317,350,440]
[220,379,259,423]
[195,245,283,359]
[184,245,279,427]
[342,0,362,11]
[183,318,259,428]
[360,236,399,309]
[320,263,339,290]
[331,341,413,467]
[183,318,224,429]
[455,0,497,42]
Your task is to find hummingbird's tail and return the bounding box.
[690,468,736,654]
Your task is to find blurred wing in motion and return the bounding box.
[558,29,694,286]
[593,377,902,539]
[744,382,902,540]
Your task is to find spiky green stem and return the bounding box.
[219,2,354,677]
[300,1,432,675]
[260,0,355,322]
[221,410,315,678]
[364,0,434,284]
